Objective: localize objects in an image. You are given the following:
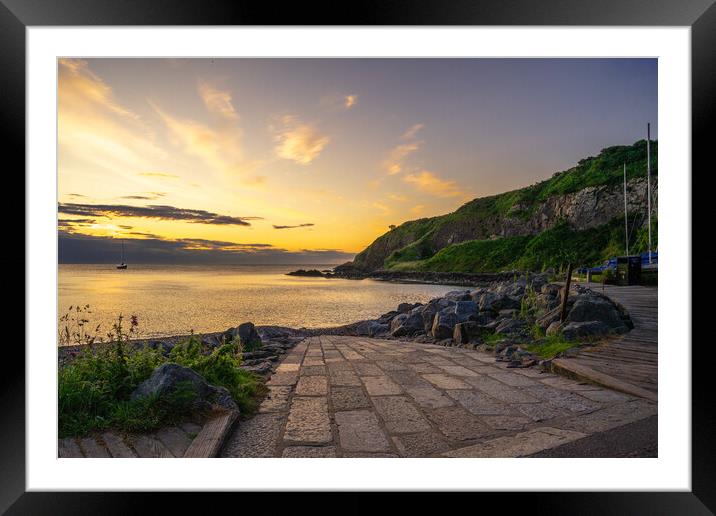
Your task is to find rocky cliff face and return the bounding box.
[346,177,657,272]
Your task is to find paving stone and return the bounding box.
[482,415,532,431]
[221,413,285,457]
[464,376,540,403]
[425,406,495,441]
[443,427,587,457]
[303,358,326,366]
[335,410,391,452]
[329,370,362,387]
[408,362,444,374]
[362,375,403,396]
[404,385,455,409]
[339,349,365,360]
[524,384,602,413]
[393,432,451,457]
[511,368,555,378]
[446,389,515,416]
[353,362,384,376]
[282,446,337,458]
[538,376,601,390]
[438,365,480,377]
[376,361,409,372]
[327,361,354,372]
[259,386,292,413]
[79,437,111,458]
[561,400,657,434]
[515,402,568,422]
[372,396,432,434]
[331,386,370,411]
[576,388,635,403]
[267,372,299,386]
[102,432,137,458]
[156,427,192,457]
[488,371,539,387]
[58,437,83,458]
[342,452,400,458]
[296,375,328,396]
[422,374,472,390]
[387,369,432,387]
[284,397,332,444]
[276,363,300,372]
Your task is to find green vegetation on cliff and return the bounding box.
[386,216,657,273]
[350,140,658,272]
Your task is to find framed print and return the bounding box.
[2,0,710,512]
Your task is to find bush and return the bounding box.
[58,312,265,438]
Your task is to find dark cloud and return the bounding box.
[58,231,354,265]
[58,203,262,226]
[272,223,315,230]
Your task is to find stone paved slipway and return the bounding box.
[220,335,657,458]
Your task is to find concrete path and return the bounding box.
[221,335,657,458]
[554,283,658,400]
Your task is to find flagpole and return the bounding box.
[647,123,652,264]
[624,163,629,256]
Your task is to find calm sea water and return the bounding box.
[58,264,455,340]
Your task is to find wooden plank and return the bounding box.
[183,411,238,458]
[552,358,657,402]
[58,437,83,458]
[101,432,138,458]
[130,435,175,458]
[79,437,110,458]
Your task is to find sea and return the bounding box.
[58,264,455,342]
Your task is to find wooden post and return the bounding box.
[560,262,573,323]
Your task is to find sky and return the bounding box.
[58,58,658,264]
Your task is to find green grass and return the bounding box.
[524,331,576,359]
[59,329,265,438]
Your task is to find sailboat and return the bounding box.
[117,239,127,269]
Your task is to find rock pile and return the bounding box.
[353,273,632,367]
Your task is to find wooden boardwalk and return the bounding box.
[553,283,658,401]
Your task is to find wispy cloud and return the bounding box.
[382,123,424,175]
[344,94,358,109]
[272,223,315,230]
[137,172,179,179]
[119,192,167,200]
[402,123,424,140]
[198,81,239,121]
[58,203,262,226]
[273,115,329,165]
[403,170,462,198]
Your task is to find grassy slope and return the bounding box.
[355,140,658,272]
[387,215,658,274]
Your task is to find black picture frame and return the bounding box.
[2,0,708,513]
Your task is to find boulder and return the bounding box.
[390,312,424,337]
[369,322,390,337]
[444,290,472,302]
[454,300,478,322]
[546,321,562,336]
[561,321,612,340]
[130,363,238,411]
[377,310,401,324]
[498,309,519,319]
[397,302,421,313]
[565,295,630,333]
[431,310,459,340]
[355,320,375,336]
[453,321,486,344]
[495,318,527,335]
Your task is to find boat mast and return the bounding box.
[624,163,629,256]
[121,239,125,263]
[646,123,652,264]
